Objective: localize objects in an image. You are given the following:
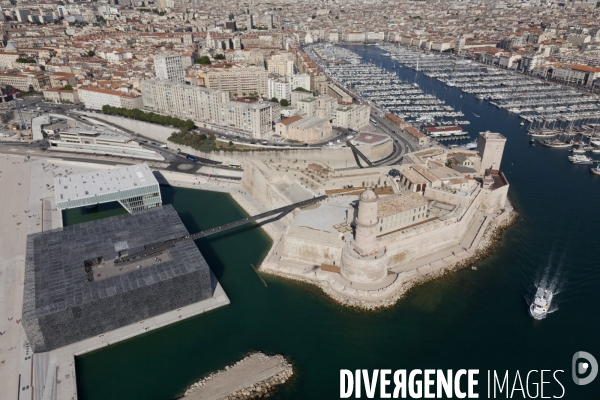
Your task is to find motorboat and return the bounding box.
[530,287,553,320]
[568,154,593,164]
[591,164,600,176]
[464,141,477,150]
[571,147,586,154]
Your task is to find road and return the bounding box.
[2,92,410,168]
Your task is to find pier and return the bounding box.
[114,195,328,264]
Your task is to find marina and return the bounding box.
[364,43,600,172]
[310,44,470,141]
[376,43,600,138]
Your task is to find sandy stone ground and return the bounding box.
[0,154,32,400]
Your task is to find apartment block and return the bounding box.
[154,53,185,84]
[267,78,291,102]
[141,79,229,123]
[290,73,311,92]
[0,72,51,91]
[267,53,294,77]
[297,94,337,120]
[219,99,274,138]
[202,67,268,97]
[332,104,370,130]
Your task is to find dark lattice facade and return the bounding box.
[22,205,215,353]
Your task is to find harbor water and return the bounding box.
[73,47,600,399]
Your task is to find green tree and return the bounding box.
[16,57,35,64]
[271,97,278,103]
[279,99,289,107]
[87,50,95,57]
[62,85,73,91]
[196,56,211,64]
[214,54,225,60]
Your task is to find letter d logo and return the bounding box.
[572,351,598,385]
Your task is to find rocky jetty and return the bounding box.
[183,352,293,400]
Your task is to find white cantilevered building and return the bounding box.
[48,128,165,161]
[54,164,162,213]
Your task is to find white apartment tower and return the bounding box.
[267,79,291,102]
[154,53,185,84]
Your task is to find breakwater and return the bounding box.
[183,353,293,400]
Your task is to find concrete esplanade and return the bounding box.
[340,189,389,285]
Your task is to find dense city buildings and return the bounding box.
[3,2,597,399]
[0,0,597,143]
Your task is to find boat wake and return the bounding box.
[525,247,567,317]
[536,248,566,294]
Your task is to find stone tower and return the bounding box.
[341,188,388,284]
[353,189,379,256]
[477,131,506,175]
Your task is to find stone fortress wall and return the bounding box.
[174,139,393,170]
[245,131,513,308]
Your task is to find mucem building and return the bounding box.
[22,205,215,352]
[54,163,162,213]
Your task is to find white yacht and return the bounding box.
[530,288,553,320]
[568,154,593,164]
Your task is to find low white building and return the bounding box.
[49,128,164,161]
[79,87,143,110]
[43,88,80,104]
